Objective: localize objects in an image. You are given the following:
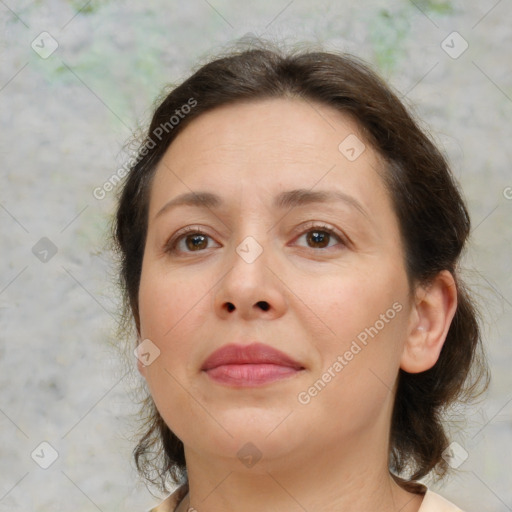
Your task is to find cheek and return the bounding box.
[137,269,209,439]
[296,261,408,348]
[138,264,207,341]
[137,266,211,394]
[297,264,409,405]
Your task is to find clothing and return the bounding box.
[419,490,465,511]
[147,483,465,512]
[147,483,188,512]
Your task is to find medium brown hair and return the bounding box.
[112,39,489,493]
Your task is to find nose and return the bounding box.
[212,238,288,321]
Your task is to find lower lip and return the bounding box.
[204,364,302,387]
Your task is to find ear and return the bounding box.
[137,350,147,377]
[135,333,147,378]
[134,312,147,377]
[400,270,458,373]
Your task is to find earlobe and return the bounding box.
[137,356,146,377]
[134,315,147,377]
[400,270,458,374]
[135,336,147,378]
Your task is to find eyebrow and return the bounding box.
[155,188,369,219]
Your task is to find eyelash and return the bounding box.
[164,223,347,255]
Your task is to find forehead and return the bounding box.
[163,97,367,163]
[148,97,391,219]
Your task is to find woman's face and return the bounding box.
[137,98,415,470]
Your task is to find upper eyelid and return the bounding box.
[291,221,342,238]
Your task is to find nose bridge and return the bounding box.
[230,229,270,293]
[212,221,287,320]
[231,208,271,269]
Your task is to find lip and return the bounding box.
[201,342,304,387]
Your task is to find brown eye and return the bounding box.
[306,230,332,249]
[165,228,221,255]
[295,225,344,250]
[184,233,209,251]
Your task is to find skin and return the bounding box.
[137,98,457,512]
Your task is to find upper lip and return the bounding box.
[201,342,304,371]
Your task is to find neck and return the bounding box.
[177,435,425,512]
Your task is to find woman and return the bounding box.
[113,41,489,511]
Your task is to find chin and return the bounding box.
[199,431,299,472]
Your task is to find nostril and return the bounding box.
[257,301,270,311]
[226,302,235,312]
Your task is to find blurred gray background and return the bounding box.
[1,1,511,511]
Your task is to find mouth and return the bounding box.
[201,342,305,387]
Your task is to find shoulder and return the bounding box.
[146,484,463,512]
[146,483,189,512]
[419,489,465,512]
